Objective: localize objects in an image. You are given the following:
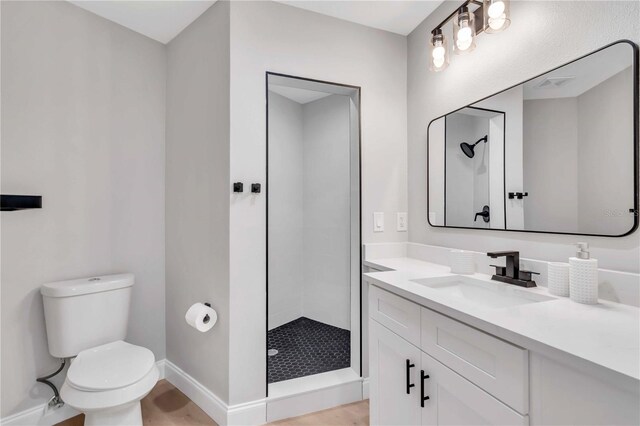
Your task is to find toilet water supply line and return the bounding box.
[36,358,66,408]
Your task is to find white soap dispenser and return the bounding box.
[569,242,598,304]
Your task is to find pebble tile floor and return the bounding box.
[268,317,350,383]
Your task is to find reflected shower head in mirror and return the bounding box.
[460,135,488,158]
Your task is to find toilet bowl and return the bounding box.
[61,340,158,426]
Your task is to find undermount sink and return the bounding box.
[410,275,555,309]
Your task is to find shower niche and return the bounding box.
[266,73,361,389]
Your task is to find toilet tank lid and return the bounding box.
[41,273,134,298]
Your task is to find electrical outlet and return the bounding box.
[373,212,384,232]
[397,212,408,231]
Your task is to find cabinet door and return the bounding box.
[420,352,528,426]
[370,320,422,426]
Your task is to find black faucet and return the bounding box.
[487,251,538,288]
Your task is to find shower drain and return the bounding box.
[267,349,279,356]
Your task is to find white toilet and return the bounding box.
[41,274,158,426]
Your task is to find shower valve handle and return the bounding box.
[474,205,490,223]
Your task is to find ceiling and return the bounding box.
[68,1,216,44]
[523,43,632,100]
[274,1,444,35]
[269,85,332,105]
[68,0,443,44]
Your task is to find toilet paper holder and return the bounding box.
[203,303,212,324]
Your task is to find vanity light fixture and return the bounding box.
[429,0,511,71]
[453,6,476,54]
[429,28,450,72]
[484,0,511,33]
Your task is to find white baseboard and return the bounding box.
[362,377,370,399]
[163,359,266,426]
[0,402,79,426]
[1,360,167,426]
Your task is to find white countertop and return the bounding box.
[364,257,640,383]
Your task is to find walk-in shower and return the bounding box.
[266,73,361,393]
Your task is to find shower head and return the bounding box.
[460,135,488,158]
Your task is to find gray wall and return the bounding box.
[1,0,166,417]
[267,92,304,330]
[408,1,640,273]
[577,67,635,235]
[522,66,634,236]
[228,0,407,405]
[523,98,579,233]
[165,1,231,404]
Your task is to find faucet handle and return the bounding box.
[518,269,540,281]
[490,264,507,276]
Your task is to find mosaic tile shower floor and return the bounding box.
[267,317,350,383]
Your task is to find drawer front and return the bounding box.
[421,307,529,414]
[421,352,528,426]
[369,285,420,347]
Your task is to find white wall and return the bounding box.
[302,94,351,330]
[165,1,231,404]
[445,113,490,228]
[408,1,640,273]
[475,87,524,230]
[228,0,407,405]
[267,92,304,330]
[1,0,166,417]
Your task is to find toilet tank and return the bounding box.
[41,274,134,358]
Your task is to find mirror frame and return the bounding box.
[426,39,639,238]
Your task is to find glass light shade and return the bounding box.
[484,0,511,33]
[453,7,476,54]
[429,30,449,72]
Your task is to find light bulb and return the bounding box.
[487,1,505,19]
[456,38,472,51]
[488,15,507,30]
[457,25,472,42]
[432,56,445,68]
[432,45,445,59]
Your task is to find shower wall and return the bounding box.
[268,92,351,331]
[302,94,351,330]
[445,114,490,228]
[268,92,304,329]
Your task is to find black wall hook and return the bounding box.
[508,192,529,200]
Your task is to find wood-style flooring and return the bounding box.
[56,379,369,426]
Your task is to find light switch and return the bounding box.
[373,212,384,232]
[397,212,408,231]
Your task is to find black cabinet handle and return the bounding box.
[406,359,415,394]
[420,370,430,407]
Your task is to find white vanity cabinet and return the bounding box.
[369,285,528,425]
[368,283,640,426]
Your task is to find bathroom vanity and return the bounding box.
[365,251,640,425]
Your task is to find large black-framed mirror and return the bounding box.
[427,40,639,237]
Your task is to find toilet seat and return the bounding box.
[67,340,155,391]
[61,341,158,413]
